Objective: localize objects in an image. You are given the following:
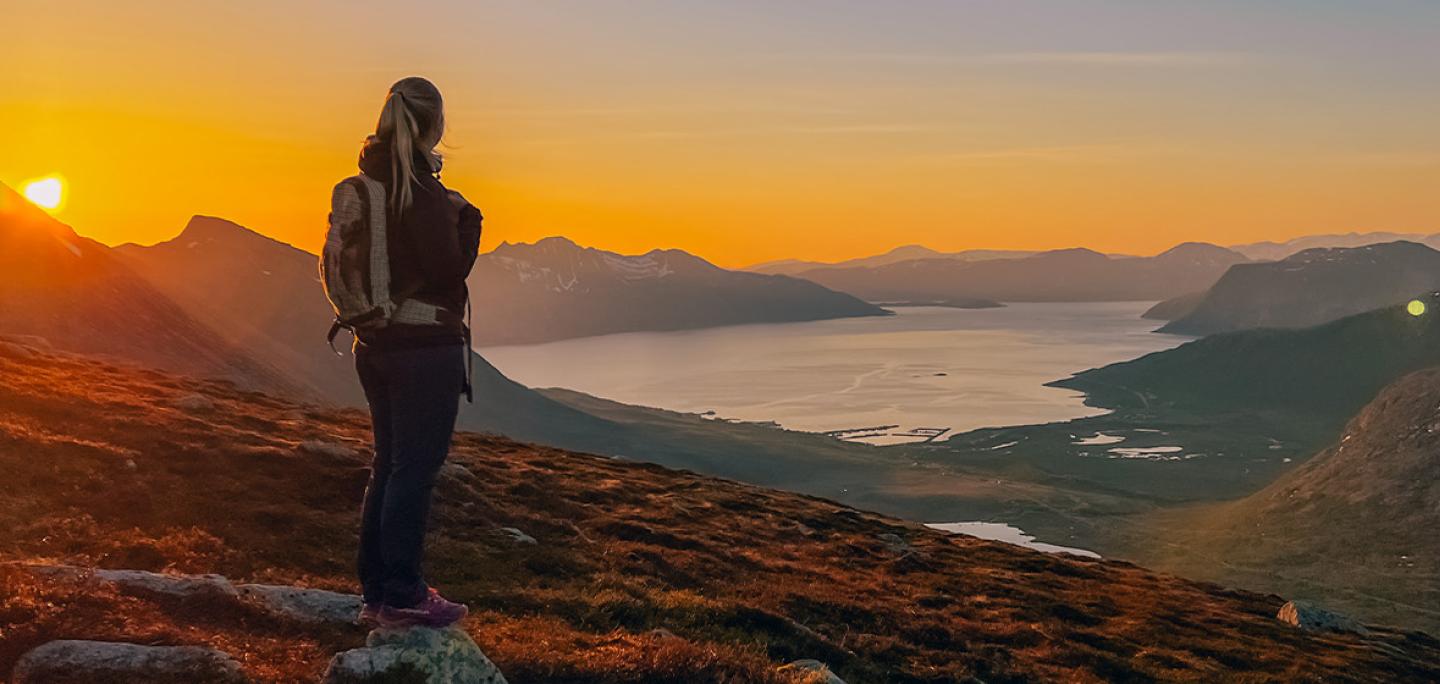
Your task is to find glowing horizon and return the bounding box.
[4,1,1438,268]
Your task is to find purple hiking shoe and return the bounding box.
[377,588,469,628]
[357,601,382,627]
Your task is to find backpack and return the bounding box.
[319,174,453,352]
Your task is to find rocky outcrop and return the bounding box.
[1277,600,1367,634]
[172,393,217,412]
[12,640,247,684]
[323,626,508,684]
[778,659,848,683]
[13,563,362,627]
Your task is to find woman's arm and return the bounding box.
[448,190,483,276]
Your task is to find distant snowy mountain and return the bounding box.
[470,237,889,345]
[1229,231,1440,261]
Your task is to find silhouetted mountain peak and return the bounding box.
[1155,242,1247,265]
[1033,247,1108,261]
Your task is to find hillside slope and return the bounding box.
[0,186,294,395]
[801,243,1247,303]
[2,344,1437,682]
[1161,241,1440,336]
[1137,367,1440,633]
[471,237,890,346]
[1054,294,1440,429]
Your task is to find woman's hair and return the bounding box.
[373,76,445,214]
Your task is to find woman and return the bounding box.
[333,77,481,628]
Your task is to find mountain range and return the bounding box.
[1230,231,1440,261]
[1150,241,1440,336]
[746,244,1038,276]
[12,196,995,513]
[470,237,888,346]
[0,187,295,396]
[795,242,1248,303]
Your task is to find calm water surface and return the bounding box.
[479,303,1187,439]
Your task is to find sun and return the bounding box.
[22,176,65,211]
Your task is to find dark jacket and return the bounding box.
[356,138,482,348]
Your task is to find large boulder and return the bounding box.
[1276,600,1367,634]
[12,640,246,684]
[323,626,507,684]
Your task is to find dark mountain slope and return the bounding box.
[0,185,294,395]
[470,237,889,346]
[801,242,1248,303]
[1055,294,1440,429]
[1161,241,1440,336]
[2,345,1436,682]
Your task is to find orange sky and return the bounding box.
[4,1,1438,267]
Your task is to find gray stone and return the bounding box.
[300,440,359,459]
[237,583,364,626]
[12,640,246,684]
[495,527,538,546]
[441,462,471,480]
[92,568,240,602]
[323,626,508,684]
[877,532,910,553]
[1276,600,1367,634]
[172,393,216,412]
[778,659,847,684]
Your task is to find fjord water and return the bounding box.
[480,303,1187,440]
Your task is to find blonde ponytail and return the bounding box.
[372,77,446,215]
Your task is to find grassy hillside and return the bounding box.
[4,344,1438,681]
[1132,367,1440,634]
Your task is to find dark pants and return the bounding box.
[354,342,465,608]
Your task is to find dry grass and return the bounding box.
[2,346,1438,683]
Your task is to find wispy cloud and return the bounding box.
[765,50,1251,68]
[980,51,1249,67]
[926,143,1168,165]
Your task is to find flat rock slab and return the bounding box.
[12,640,247,684]
[13,563,362,626]
[324,626,508,684]
[237,583,364,626]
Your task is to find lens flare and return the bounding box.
[22,176,64,211]
[1407,299,1426,317]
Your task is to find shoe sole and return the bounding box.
[376,607,469,629]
